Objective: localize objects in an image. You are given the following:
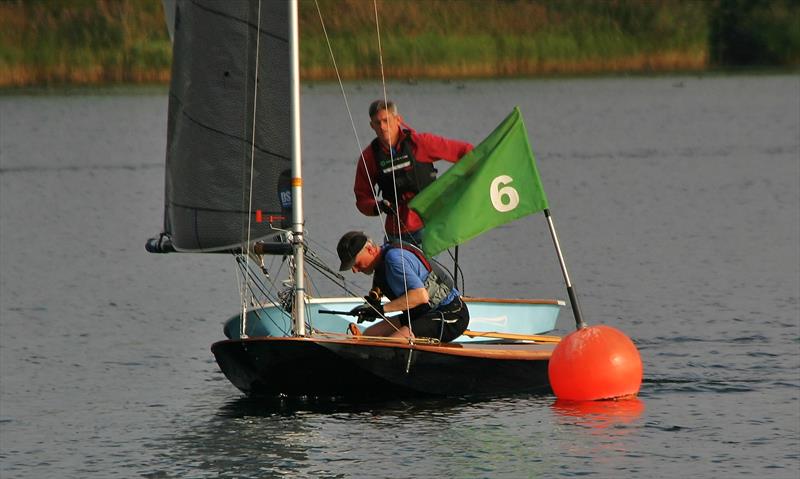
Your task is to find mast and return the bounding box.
[288,0,306,336]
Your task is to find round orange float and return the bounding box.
[548,324,643,401]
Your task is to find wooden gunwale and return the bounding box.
[226,336,554,360]
[462,297,565,305]
[462,330,561,342]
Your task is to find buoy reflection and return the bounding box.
[551,397,645,430]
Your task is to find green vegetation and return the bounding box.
[0,0,171,86]
[301,0,711,79]
[709,0,800,66]
[1,0,798,87]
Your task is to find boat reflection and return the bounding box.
[215,392,501,418]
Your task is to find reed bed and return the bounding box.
[0,0,796,87]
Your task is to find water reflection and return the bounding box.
[143,395,322,477]
[145,393,532,478]
[215,392,506,418]
[551,397,646,430]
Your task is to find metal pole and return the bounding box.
[453,245,460,292]
[288,0,306,336]
[544,209,587,330]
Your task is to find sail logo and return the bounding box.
[280,190,292,208]
[490,175,520,212]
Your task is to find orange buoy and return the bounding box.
[548,324,642,401]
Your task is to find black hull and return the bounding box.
[211,337,554,399]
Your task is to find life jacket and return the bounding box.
[372,132,437,205]
[371,241,455,316]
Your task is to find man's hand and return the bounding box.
[376,199,395,215]
[349,303,384,323]
[364,288,382,308]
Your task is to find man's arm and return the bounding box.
[415,132,473,163]
[383,287,429,313]
[354,149,379,216]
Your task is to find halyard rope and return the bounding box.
[314,0,410,337]
[240,0,264,337]
[373,0,414,339]
[314,0,389,243]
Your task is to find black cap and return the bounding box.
[337,231,368,271]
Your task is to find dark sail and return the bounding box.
[153,0,292,252]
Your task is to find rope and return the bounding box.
[313,0,389,243]
[314,331,440,346]
[238,0,264,335]
[235,254,292,336]
[311,0,404,336]
[306,1,424,338]
[372,0,414,337]
[237,0,265,333]
[245,0,263,262]
[231,1,402,341]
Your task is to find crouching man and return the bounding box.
[336,231,469,342]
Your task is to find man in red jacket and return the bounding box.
[354,100,473,244]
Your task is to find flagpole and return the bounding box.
[543,209,587,330]
[453,245,460,291]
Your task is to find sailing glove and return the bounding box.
[365,288,382,308]
[376,199,395,215]
[350,303,384,323]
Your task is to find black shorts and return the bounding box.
[399,297,469,342]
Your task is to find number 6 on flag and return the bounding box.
[490,175,520,212]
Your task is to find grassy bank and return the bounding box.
[1,0,797,87]
[0,0,171,86]
[301,0,710,80]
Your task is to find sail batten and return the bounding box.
[157,0,292,252]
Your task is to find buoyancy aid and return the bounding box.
[372,132,437,204]
[371,241,455,315]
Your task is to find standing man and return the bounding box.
[354,100,473,244]
[336,231,469,342]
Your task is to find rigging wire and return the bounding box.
[238,0,265,335]
[243,277,290,334]
[313,0,389,243]
[373,0,414,338]
[234,251,248,338]
[235,256,292,337]
[236,1,456,341]
[240,251,323,333]
[314,0,425,337]
[227,1,376,340]
[237,1,254,336]
[245,0,263,268]
[311,0,403,335]
[445,247,466,295]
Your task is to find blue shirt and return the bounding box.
[382,247,458,307]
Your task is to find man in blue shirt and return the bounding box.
[336,231,469,342]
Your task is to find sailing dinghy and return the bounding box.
[150,0,588,399]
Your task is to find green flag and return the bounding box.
[409,107,549,257]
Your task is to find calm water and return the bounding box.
[1,75,798,478]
